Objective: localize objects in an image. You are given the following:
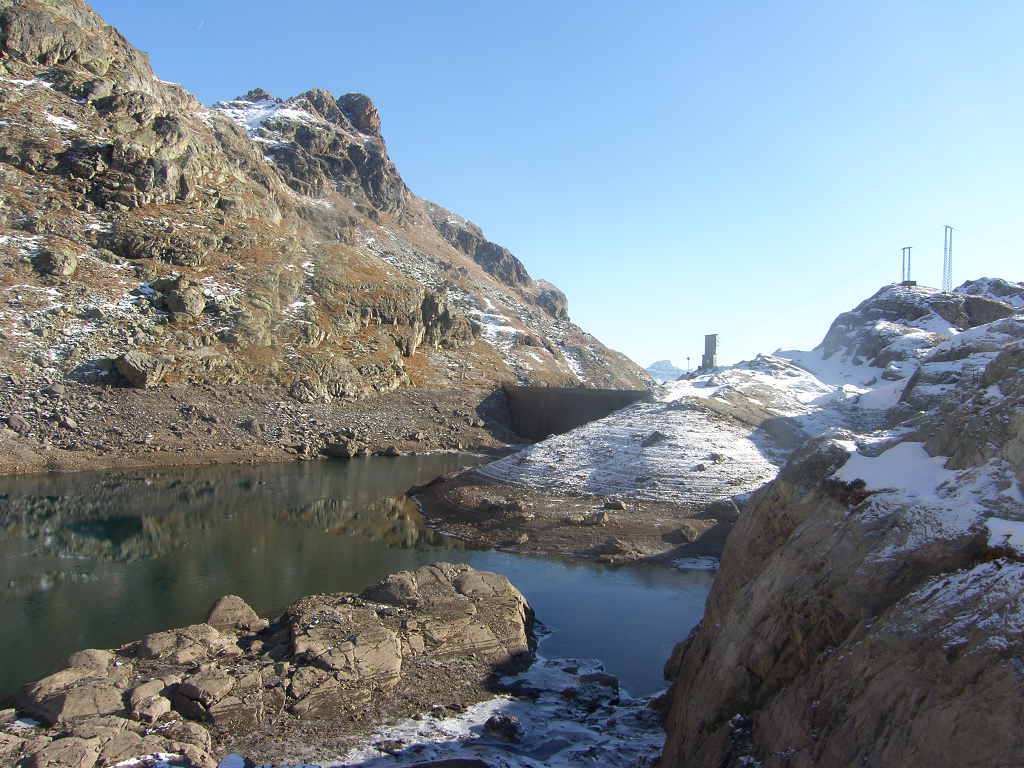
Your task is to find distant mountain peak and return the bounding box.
[646,360,685,383]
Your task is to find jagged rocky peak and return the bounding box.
[211,85,408,212]
[338,92,382,136]
[227,87,382,138]
[237,87,278,103]
[816,281,1018,368]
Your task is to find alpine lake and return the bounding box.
[0,453,713,700]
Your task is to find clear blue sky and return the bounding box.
[90,0,1023,368]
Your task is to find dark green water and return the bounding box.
[0,455,713,698]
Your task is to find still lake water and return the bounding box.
[0,454,713,698]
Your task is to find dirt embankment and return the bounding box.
[0,380,518,477]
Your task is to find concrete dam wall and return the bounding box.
[504,386,653,441]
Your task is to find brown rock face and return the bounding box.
[338,92,382,136]
[114,351,166,388]
[661,428,1024,766]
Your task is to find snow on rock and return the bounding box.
[835,441,957,493]
[0,76,52,89]
[0,246,163,380]
[985,517,1024,554]
[208,653,663,768]
[468,297,518,350]
[110,754,191,767]
[211,96,322,139]
[332,655,663,768]
[558,343,587,383]
[43,111,80,131]
[834,441,1023,563]
[955,277,1024,308]
[888,560,1024,655]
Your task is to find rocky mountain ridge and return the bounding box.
[0,0,649,474]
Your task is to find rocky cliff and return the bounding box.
[661,278,1024,767]
[0,0,649,472]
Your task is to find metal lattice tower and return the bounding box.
[901,246,912,282]
[942,225,954,291]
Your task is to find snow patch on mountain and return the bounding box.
[211,96,322,138]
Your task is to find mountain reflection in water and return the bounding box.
[0,454,485,696]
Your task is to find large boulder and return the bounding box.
[114,351,166,388]
[205,594,264,632]
[33,244,78,276]
[17,665,127,725]
[135,623,238,664]
[152,275,206,319]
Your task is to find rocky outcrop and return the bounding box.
[955,277,1024,308]
[338,92,382,137]
[534,281,569,319]
[114,350,165,388]
[8,564,532,767]
[471,240,531,287]
[660,283,1024,768]
[219,88,408,211]
[426,207,532,288]
[817,283,1016,368]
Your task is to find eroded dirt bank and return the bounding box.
[416,472,737,563]
[0,382,519,476]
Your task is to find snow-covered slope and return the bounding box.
[480,353,853,508]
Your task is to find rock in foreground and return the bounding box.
[6,564,532,767]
